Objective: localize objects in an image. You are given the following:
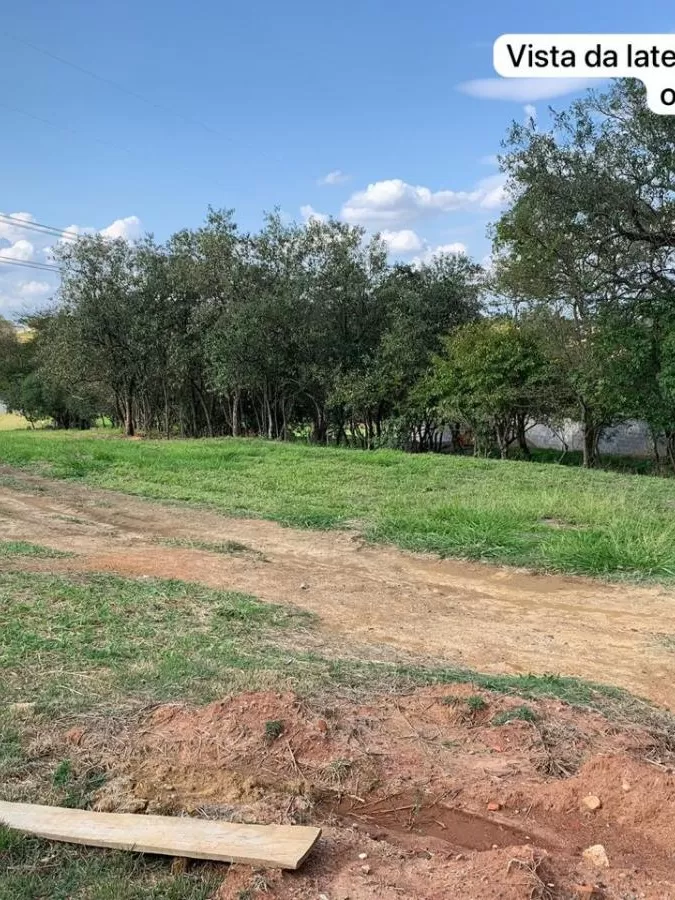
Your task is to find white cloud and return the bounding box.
[0,272,57,318]
[480,154,499,166]
[411,242,468,267]
[380,229,423,254]
[0,211,141,316]
[0,239,35,262]
[481,252,495,275]
[18,280,52,298]
[300,204,328,224]
[99,215,142,241]
[457,77,597,102]
[523,103,537,123]
[318,169,350,186]
[341,175,507,227]
[477,174,508,209]
[0,212,36,243]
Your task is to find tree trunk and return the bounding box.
[495,421,509,459]
[648,424,661,468]
[194,383,213,437]
[516,413,532,459]
[280,397,290,441]
[666,429,675,474]
[163,384,170,439]
[265,390,273,440]
[124,386,135,437]
[311,405,327,444]
[232,389,241,437]
[581,407,599,469]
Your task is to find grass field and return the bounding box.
[1,430,675,580]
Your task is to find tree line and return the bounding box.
[2,79,675,469]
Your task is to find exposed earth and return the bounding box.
[2,468,675,898]
[0,468,674,708]
[12,685,675,900]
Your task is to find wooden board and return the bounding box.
[0,801,321,870]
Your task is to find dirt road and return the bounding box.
[1,470,674,707]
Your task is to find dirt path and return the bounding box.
[1,470,674,708]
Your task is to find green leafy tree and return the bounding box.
[432,319,556,459]
[492,79,675,465]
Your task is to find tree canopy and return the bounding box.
[4,79,675,470]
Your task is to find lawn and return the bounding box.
[2,430,675,579]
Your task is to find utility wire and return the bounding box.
[4,31,224,138]
[0,213,77,241]
[0,101,134,156]
[3,30,286,172]
[0,256,59,273]
[1,35,280,199]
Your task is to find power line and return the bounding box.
[0,212,137,246]
[3,31,287,174]
[0,212,77,241]
[0,97,245,197]
[4,31,224,138]
[0,255,59,273]
[2,35,282,198]
[0,101,134,156]
[0,212,131,274]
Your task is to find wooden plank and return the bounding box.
[0,801,321,870]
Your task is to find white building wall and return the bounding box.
[527,419,659,457]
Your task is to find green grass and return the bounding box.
[0,541,73,559]
[0,826,220,899]
[156,537,264,558]
[492,704,538,725]
[2,431,675,579]
[0,569,663,726]
[465,694,488,712]
[0,571,312,713]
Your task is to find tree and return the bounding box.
[492,79,675,465]
[432,319,557,459]
[54,236,145,435]
[337,255,483,450]
[0,317,24,404]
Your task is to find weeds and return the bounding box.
[264,720,284,743]
[324,758,352,787]
[157,538,266,560]
[0,541,72,559]
[506,852,555,900]
[466,695,488,712]
[533,722,585,778]
[493,705,538,726]
[51,758,107,808]
[0,826,219,899]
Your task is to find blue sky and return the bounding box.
[1,0,673,317]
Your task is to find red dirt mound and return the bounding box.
[54,686,675,899]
